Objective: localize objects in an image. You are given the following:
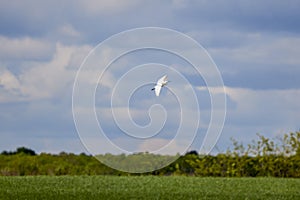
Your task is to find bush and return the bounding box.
[0,132,299,177]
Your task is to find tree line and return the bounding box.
[0,132,299,177]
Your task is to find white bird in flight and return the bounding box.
[151,75,169,96]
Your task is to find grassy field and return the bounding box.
[0,176,299,200]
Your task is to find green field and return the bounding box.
[0,176,299,200]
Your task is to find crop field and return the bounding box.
[0,176,299,200]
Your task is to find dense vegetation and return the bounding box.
[0,132,299,177]
[1,176,300,200]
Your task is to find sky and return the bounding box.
[0,0,300,155]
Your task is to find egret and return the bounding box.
[151,75,169,96]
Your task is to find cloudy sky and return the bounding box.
[0,0,300,155]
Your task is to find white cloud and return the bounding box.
[225,87,300,113]
[193,86,300,153]
[0,68,21,102]
[0,69,20,90]
[138,138,184,154]
[216,87,300,149]
[19,43,82,99]
[78,0,140,15]
[172,0,188,9]
[198,86,300,117]
[0,36,54,61]
[58,24,81,38]
[0,43,92,102]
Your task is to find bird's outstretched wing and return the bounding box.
[157,75,167,86]
[154,85,162,96]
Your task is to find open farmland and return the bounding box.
[0,176,299,200]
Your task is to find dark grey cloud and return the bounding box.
[0,1,66,37]
[1,1,299,44]
[173,0,300,33]
[222,67,300,90]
